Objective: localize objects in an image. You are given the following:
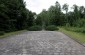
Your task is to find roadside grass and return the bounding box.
[64,27,85,33]
[0,30,27,38]
[59,27,85,44]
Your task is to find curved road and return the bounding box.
[0,31,85,55]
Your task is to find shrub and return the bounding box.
[45,25,59,31]
[28,26,42,31]
[80,28,85,33]
[77,19,85,27]
[66,23,70,27]
[0,31,5,36]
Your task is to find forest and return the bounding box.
[36,1,85,32]
[36,2,85,27]
[0,0,85,34]
[0,0,35,33]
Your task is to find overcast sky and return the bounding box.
[24,0,85,14]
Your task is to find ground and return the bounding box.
[0,31,85,55]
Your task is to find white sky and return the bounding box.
[24,0,85,14]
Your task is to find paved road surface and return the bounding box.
[0,31,85,55]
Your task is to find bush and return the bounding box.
[66,23,70,27]
[27,26,42,31]
[45,25,59,31]
[80,28,85,33]
[77,19,85,27]
[0,31,5,36]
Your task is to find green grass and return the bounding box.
[0,30,26,38]
[59,27,85,43]
[64,27,85,33]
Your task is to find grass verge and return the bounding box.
[0,30,27,38]
[59,27,85,44]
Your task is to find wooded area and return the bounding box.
[0,0,85,33]
[0,0,35,32]
[36,1,85,27]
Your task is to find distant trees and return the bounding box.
[62,3,69,14]
[0,0,85,32]
[50,1,62,25]
[36,1,65,26]
[62,3,69,23]
[36,1,85,28]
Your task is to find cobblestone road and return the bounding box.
[0,31,85,55]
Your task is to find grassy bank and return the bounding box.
[59,27,85,44]
[0,30,26,38]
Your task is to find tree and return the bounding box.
[26,10,35,27]
[83,8,85,19]
[72,5,79,26]
[0,0,35,32]
[62,3,69,14]
[62,3,69,23]
[36,1,85,28]
[47,1,62,26]
[79,6,84,18]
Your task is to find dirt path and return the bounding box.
[0,31,85,55]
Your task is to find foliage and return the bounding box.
[0,31,4,35]
[45,25,59,31]
[0,0,35,32]
[77,19,85,27]
[36,1,85,32]
[62,3,69,23]
[59,28,85,43]
[64,27,85,33]
[28,26,42,31]
[62,3,69,13]
[0,0,85,32]
[26,10,35,27]
[66,23,70,27]
[35,15,42,26]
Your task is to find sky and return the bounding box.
[24,0,85,14]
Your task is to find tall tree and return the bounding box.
[83,8,85,19]
[62,3,69,23]
[72,5,79,26]
[47,1,62,25]
[0,0,35,32]
[79,6,84,18]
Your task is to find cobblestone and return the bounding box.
[0,31,85,55]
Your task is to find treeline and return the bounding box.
[0,0,85,32]
[36,1,85,28]
[0,0,35,32]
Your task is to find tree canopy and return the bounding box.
[0,0,35,32]
[0,0,85,32]
[35,1,85,28]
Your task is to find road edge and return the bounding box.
[60,31,85,47]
